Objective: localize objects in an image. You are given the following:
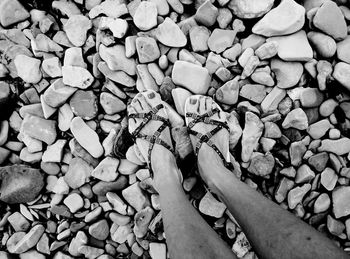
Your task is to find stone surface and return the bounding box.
[318,138,350,155]
[69,90,98,120]
[155,18,187,47]
[64,15,92,47]
[20,115,57,145]
[333,187,350,218]
[122,183,150,212]
[43,78,77,108]
[64,157,93,189]
[91,156,119,182]
[199,191,227,218]
[62,66,94,89]
[14,55,42,84]
[271,59,303,89]
[337,36,350,64]
[228,0,274,19]
[247,152,275,178]
[282,108,308,130]
[333,62,350,91]
[133,1,158,31]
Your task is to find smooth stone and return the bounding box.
[300,88,324,108]
[64,157,93,189]
[307,119,332,139]
[8,212,30,232]
[42,57,62,78]
[78,246,104,259]
[111,224,132,243]
[290,141,307,167]
[155,17,187,47]
[172,88,192,116]
[62,66,94,89]
[271,59,303,89]
[0,0,29,27]
[318,138,350,155]
[228,0,274,19]
[91,157,119,182]
[150,0,169,15]
[59,104,74,132]
[69,90,98,120]
[275,177,294,203]
[8,225,45,254]
[189,26,210,52]
[122,182,150,212]
[42,139,67,163]
[64,15,92,47]
[89,219,109,241]
[64,47,86,68]
[307,31,336,58]
[241,112,264,162]
[100,92,126,115]
[282,108,308,130]
[70,117,104,158]
[287,184,311,209]
[215,79,239,105]
[20,115,57,145]
[89,1,128,18]
[64,193,84,213]
[332,186,350,218]
[308,152,329,172]
[261,86,286,113]
[247,152,275,178]
[14,55,42,84]
[99,44,136,76]
[0,120,9,146]
[43,78,77,108]
[207,29,235,54]
[313,1,347,41]
[134,206,155,238]
[133,1,158,31]
[172,61,211,94]
[295,164,315,184]
[333,62,350,91]
[99,17,128,38]
[239,84,266,104]
[321,167,338,191]
[199,191,227,218]
[337,36,350,64]
[267,30,313,62]
[255,41,278,60]
[92,176,127,196]
[194,0,218,27]
[149,243,166,259]
[314,193,330,213]
[252,0,305,37]
[98,62,135,87]
[136,37,160,63]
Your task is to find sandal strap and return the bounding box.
[186,109,233,170]
[129,103,174,178]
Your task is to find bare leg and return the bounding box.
[184,95,349,259]
[128,90,236,259]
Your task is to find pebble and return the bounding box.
[43,78,77,108]
[8,224,45,254]
[255,41,278,60]
[241,112,264,163]
[0,0,29,27]
[295,164,315,184]
[199,191,227,218]
[155,17,187,47]
[195,0,218,27]
[307,119,332,139]
[62,66,94,89]
[337,36,350,64]
[215,79,239,105]
[300,88,324,108]
[172,61,211,94]
[247,152,275,178]
[91,156,119,182]
[89,219,109,240]
[332,186,350,218]
[64,15,92,47]
[134,206,155,238]
[321,167,338,191]
[333,62,350,92]
[64,157,93,189]
[252,0,305,37]
[307,31,337,58]
[207,29,235,54]
[42,139,67,163]
[267,30,313,62]
[64,193,84,213]
[14,55,42,84]
[149,243,166,259]
[69,90,98,120]
[136,37,160,63]
[133,1,158,31]
[232,232,251,258]
[282,108,308,130]
[312,1,347,41]
[271,59,303,89]
[70,117,104,158]
[99,17,128,38]
[122,183,150,212]
[228,0,274,19]
[7,212,30,232]
[275,177,294,203]
[261,86,286,113]
[318,138,350,155]
[287,183,311,209]
[314,193,330,213]
[111,224,132,243]
[239,84,266,104]
[290,141,307,167]
[42,57,62,78]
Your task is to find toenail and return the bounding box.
[190,98,197,105]
[148,92,155,99]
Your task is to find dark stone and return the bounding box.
[92,176,128,196]
[159,76,175,105]
[308,152,329,172]
[283,128,302,142]
[304,107,320,124]
[0,165,44,204]
[50,205,72,218]
[113,122,133,159]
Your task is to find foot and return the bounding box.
[185,95,231,188]
[128,90,181,185]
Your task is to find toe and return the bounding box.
[131,93,143,112]
[198,96,207,115]
[185,95,201,124]
[137,93,152,112]
[142,89,168,119]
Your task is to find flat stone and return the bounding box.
[271,59,303,89]
[0,0,30,27]
[100,92,126,115]
[64,15,92,47]
[89,219,109,240]
[313,1,347,41]
[332,186,350,218]
[337,36,350,64]
[134,206,155,238]
[261,86,286,113]
[58,104,74,132]
[307,119,332,139]
[70,117,104,158]
[290,141,307,167]
[287,183,311,209]
[8,225,45,254]
[98,62,136,87]
[133,1,158,31]
[252,0,305,37]
[64,47,86,68]
[14,55,42,84]
[155,17,187,47]
[308,31,337,58]
[99,17,128,38]
[241,112,264,162]
[207,29,235,54]
[321,167,338,191]
[78,246,104,259]
[64,193,84,213]
[136,37,160,63]
[199,191,227,218]
[111,224,132,243]
[255,41,278,60]
[195,0,218,27]
[333,62,350,91]
[275,177,294,203]
[89,1,128,19]
[42,57,62,78]
[99,44,136,76]
[314,193,330,213]
[318,138,350,155]
[308,152,329,172]
[69,90,98,120]
[189,26,210,52]
[20,115,57,145]
[247,152,275,178]
[64,157,93,189]
[215,79,239,105]
[239,84,266,104]
[8,212,30,232]
[172,61,211,94]
[122,183,150,212]
[107,192,128,215]
[300,88,324,108]
[42,139,67,163]
[267,30,313,62]
[43,79,76,108]
[91,157,119,182]
[62,66,94,89]
[228,0,274,19]
[295,164,315,184]
[149,243,166,259]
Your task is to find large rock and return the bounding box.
[252,0,305,37]
[228,0,274,19]
[0,165,44,204]
[0,0,30,27]
[172,61,211,94]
